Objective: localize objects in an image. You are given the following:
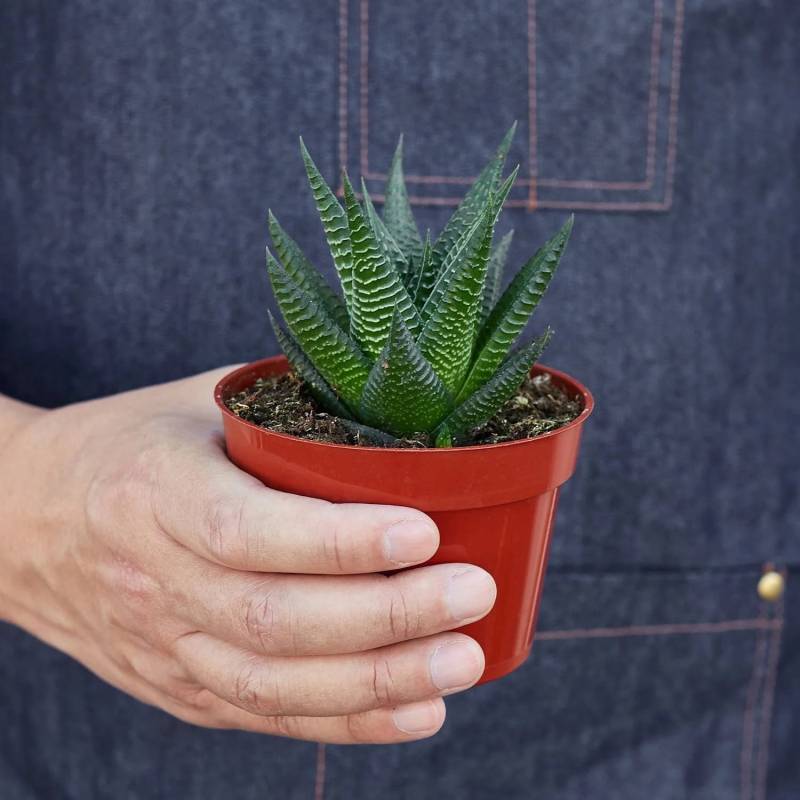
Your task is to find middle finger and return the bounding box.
[173,561,497,656]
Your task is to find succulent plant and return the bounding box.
[266,124,573,446]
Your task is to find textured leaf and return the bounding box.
[481,229,514,324]
[359,312,452,436]
[360,179,410,278]
[428,122,516,282]
[434,425,453,448]
[411,229,434,307]
[268,211,349,331]
[420,166,517,327]
[493,165,520,213]
[417,201,495,393]
[461,216,573,403]
[382,135,423,262]
[266,249,370,408]
[268,311,352,418]
[299,138,353,303]
[342,175,420,357]
[419,212,487,326]
[336,418,401,446]
[441,328,553,436]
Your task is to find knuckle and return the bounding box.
[104,554,161,610]
[85,440,163,533]
[269,713,302,739]
[171,682,216,712]
[345,711,378,743]
[240,581,286,653]
[368,656,399,707]
[204,494,248,565]
[233,659,282,716]
[385,586,420,642]
[319,506,350,572]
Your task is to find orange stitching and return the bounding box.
[740,603,768,800]
[314,742,326,800]
[535,618,781,641]
[754,569,788,800]
[337,0,349,195]
[644,0,665,186]
[534,0,663,191]
[359,0,369,177]
[347,0,686,212]
[660,0,685,211]
[347,191,679,211]
[527,0,538,209]
[363,174,655,191]
[358,0,662,193]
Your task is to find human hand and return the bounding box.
[0,368,496,744]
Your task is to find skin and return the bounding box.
[0,367,497,744]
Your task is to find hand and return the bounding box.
[0,368,496,744]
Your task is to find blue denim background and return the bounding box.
[0,1,798,798]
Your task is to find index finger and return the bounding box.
[151,435,440,575]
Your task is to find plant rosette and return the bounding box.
[215,127,594,683]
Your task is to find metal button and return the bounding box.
[757,571,785,602]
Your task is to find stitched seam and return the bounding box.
[535,618,780,641]
[660,0,685,211]
[740,603,768,800]
[337,0,348,195]
[533,0,663,191]
[754,570,787,800]
[527,0,538,209]
[359,0,661,192]
[347,0,685,210]
[359,0,369,177]
[314,742,326,800]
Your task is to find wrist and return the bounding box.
[0,396,47,625]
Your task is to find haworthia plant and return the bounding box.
[266,126,574,445]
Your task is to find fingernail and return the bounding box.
[384,520,438,565]
[392,700,441,733]
[429,640,484,691]
[446,568,496,622]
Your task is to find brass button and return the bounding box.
[757,571,785,602]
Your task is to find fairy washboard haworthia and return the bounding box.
[267,126,574,445]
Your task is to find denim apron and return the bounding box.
[1,1,797,798]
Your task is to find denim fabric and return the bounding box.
[0,1,798,798]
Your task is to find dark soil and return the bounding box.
[225,370,582,448]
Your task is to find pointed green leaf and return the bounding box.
[336,418,402,446]
[441,328,553,436]
[434,425,453,448]
[268,311,352,419]
[359,312,452,436]
[299,138,353,303]
[417,201,495,393]
[493,164,520,212]
[266,249,370,408]
[420,166,517,327]
[411,229,433,307]
[382,135,423,262]
[360,179,410,277]
[268,211,349,331]
[429,122,516,279]
[342,175,420,357]
[461,216,573,403]
[419,211,487,326]
[481,229,514,324]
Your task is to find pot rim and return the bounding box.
[214,356,594,455]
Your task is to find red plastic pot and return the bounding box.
[215,356,593,684]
